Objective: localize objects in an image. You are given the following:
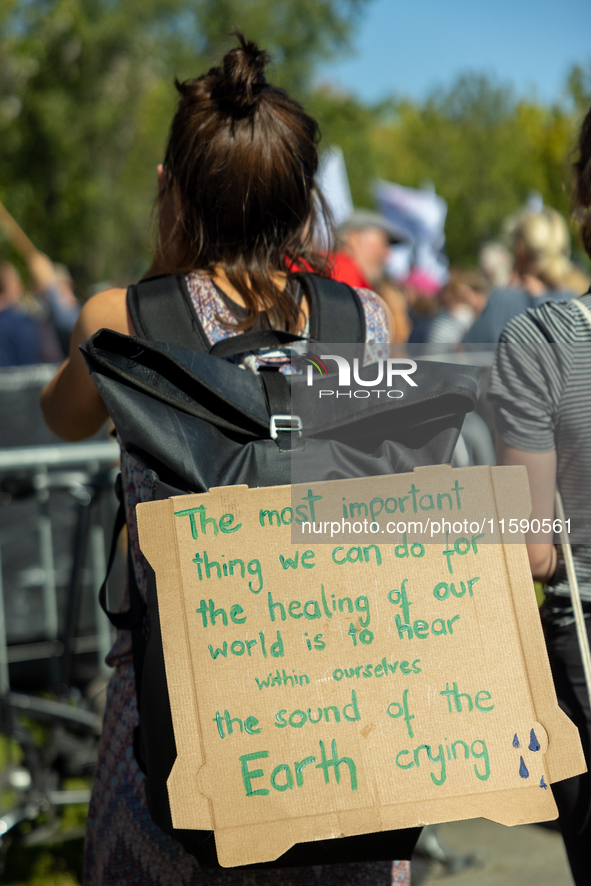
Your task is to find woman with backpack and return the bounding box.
[41,33,412,886]
[488,102,591,886]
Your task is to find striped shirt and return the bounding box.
[488,291,591,602]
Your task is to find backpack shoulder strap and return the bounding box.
[572,295,591,328]
[298,274,366,343]
[127,274,211,351]
[128,272,367,348]
[525,293,591,345]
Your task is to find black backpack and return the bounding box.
[81,273,479,870]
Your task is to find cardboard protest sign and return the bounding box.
[136,465,585,868]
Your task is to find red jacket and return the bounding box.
[329,252,372,290]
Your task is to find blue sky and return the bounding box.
[317,0,591,104]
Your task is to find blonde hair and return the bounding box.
[510,208,572,289]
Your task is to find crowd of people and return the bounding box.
[327,202,590,348]
[2,186,590,366]
[2,26,591,886]
[0,249,79,366]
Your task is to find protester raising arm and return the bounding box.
[40,286,128,440]
[27,250,80,339]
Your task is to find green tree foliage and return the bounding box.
[286,70,588,268]
[0,0,368,290]
[567,61,591,113]
[307,87,381,208]
[367,75,579,265]
[0,0,182,286]
[1,0,589,287]
[189,0,367,95]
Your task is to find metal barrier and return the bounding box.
[0,439,120,694]
[0,439,120,853]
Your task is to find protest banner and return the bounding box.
[136,464,586,867]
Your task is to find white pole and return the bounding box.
[555,490,591,706]
[90,524,113,675]
[0,542,10,694]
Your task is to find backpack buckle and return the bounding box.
[269,415,303,440]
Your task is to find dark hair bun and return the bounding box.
[210,32,269,117]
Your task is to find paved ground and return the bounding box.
[413,819,572,886]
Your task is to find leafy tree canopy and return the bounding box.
[0,1,589,289]
[315,67,591,267]
[0,0,367,288]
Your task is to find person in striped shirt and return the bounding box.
[488,102,591,886]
